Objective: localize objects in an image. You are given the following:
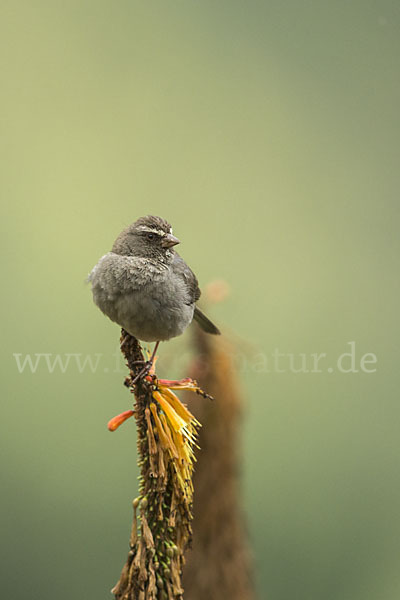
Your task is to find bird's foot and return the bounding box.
[131,360,154,386]
[129,341,160,386]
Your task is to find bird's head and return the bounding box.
[112,215,180,260]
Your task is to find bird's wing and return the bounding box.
[172,253,201,304]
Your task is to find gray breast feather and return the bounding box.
[89,252,195,341]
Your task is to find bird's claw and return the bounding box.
[131,360,153,386]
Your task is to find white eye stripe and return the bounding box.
[137,226,167,237]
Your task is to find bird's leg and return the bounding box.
[131,341,160,385]
[148,340,160,366]
[131,341,160,367]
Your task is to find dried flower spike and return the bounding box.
[112,332,212,600]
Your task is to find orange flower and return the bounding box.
[108,410,134,431]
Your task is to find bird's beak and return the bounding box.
[161,234,180,248]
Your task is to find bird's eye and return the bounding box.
[147,233,154,240]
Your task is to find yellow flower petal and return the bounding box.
[158,387,196,425]
[149,402,179,459]
[152,390,187,433]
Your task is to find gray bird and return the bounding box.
[88,215,220,375]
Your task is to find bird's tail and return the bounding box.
[193,306,221,335]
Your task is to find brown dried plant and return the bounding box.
[183,289,254,600]
[110,330,211,600]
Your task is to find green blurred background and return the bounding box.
[2,1,399,598]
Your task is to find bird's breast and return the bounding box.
[90,255,194,341]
